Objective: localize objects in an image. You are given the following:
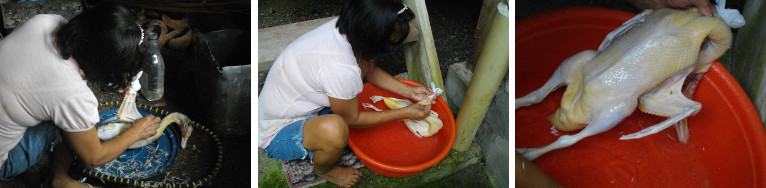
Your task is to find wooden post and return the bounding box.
[453,1,508,151]
[402,0,447,103]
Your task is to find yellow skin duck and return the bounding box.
[368,96,443,137]
[364,84,444,138]
[97,71,194,149]
[97,112,192,149]
[516,8,733,160]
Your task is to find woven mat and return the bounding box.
[280,151,364,188]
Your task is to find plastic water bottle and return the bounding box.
[140,27,165,101]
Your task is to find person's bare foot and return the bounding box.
[314,165,362,187]
[51,178,96,188]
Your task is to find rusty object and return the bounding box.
[167,27,192,50]
[161,13,188,29]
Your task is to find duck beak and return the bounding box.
[181,126,193,149]
[181,137,189,149]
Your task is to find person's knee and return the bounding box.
[315,114,349,149]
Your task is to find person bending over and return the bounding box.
[0,4,161,188]
[258,0,431,187]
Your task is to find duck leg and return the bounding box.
[518,103,635,160]
[516,50,596,109]
[624,68,701,142]
[117,71,144,122]
[673,72,704,143]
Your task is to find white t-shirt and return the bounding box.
[259,18,363,148]
[0,15,100,166]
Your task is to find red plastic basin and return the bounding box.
[349,79,456,177]
[516,7,766,187]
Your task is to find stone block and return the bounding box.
[257,16,336,74]
[476,80,509,188]
[445,62,473,116]
[445,60,508,188]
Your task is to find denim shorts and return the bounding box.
[0,121,61,180]
[263,108,334,161]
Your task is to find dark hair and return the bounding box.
[56,3,146,89]
[336,0,415,61]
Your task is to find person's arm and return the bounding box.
[329,96,430,128]
[516,152,562,188]
[363,60,433,102]
[63,115,160,168]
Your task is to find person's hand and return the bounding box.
[131,115,161,139]
[627,0,714,16]
[400,103,431,120]
[405,85,434,103]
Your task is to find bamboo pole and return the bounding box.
[402,0,447,103]
[453,1,508,151]
[468,0,503,68]
[729,0,766,125]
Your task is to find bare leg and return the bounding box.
[515,152,561,188]
[303,114,361,187]
[50,144,95,188]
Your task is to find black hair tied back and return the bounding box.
[56,3,147,90]
[337,0,415,61]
